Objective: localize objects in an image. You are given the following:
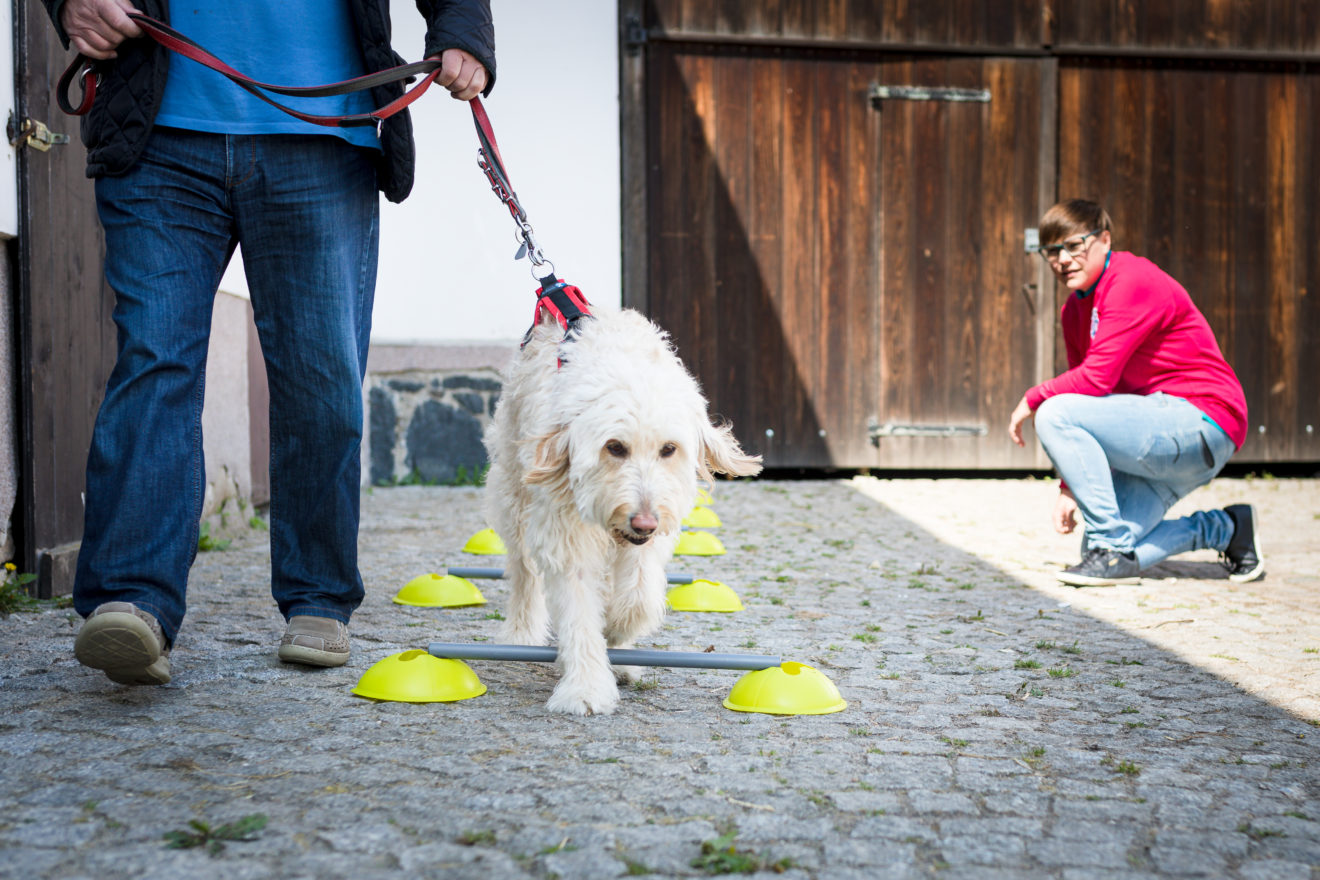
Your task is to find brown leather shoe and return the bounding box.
[74,602,171,685]
[277,616,351,667]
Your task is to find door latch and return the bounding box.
[7,114,70,152]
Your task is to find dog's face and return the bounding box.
[522,320,762,544]
[528,387,703,545]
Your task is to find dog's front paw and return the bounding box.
[547,677,620,716]
[613,664,643,685]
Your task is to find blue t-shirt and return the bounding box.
[155,1,381,151]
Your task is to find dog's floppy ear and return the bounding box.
[698,419,763,483]
[524,426,570,485]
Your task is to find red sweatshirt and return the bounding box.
[1025,251,1248,449]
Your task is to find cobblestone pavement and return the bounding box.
[1,477,1317,880]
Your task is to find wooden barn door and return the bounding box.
[872,56,1054,469]
[641,44,1054,469]
[1057,59,1320,464]
[14,0,115,595]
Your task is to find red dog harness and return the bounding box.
[525,275,594,365]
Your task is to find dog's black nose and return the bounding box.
[630,512,658,535]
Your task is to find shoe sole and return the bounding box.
[277,644,349,668]
[74,612,170,685]
[1227,506,1265,583]
[1056,572,1141,587]
[1228,562,1264,583]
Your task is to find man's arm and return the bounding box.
[415,0,495,97]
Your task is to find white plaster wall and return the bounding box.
[0,0,17,559]
[0,0,17,238]
[220,0,621,345]
[200,291,253,516]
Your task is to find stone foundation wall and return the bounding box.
[365,370,504,486]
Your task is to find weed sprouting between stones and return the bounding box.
[162,813,267,856]
[691,827,793,875]
[0,563,38,616]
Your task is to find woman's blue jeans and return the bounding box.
[1034,393,1238,569]
[74,128,380,645]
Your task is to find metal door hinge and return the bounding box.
[870,85,992,109]
[869,421,988,445]
[7,114,70,152]
[623,14,648,52]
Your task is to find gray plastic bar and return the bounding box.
[428,642,780,671]
[446,566,695,585]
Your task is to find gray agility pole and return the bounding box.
[445,566,696,585]
[429,642,780,671]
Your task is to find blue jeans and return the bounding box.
[1033,393,1237,569]
[74,128,380,645]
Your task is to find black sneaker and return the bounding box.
[1222,504,1264,583]
[1057,547,1141,587]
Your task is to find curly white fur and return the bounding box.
[483,307,762,715]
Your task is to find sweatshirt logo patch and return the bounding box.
[1090,309,1100,339]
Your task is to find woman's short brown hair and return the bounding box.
[1040,199,1113,246]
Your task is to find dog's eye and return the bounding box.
[660,443,677,458]
[605,440,628,458]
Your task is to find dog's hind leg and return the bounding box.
[545,568,619,715]
[604,547,669,684]
[499,552,550,646]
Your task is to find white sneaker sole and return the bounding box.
[1056,571,1141,587]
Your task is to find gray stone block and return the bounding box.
[442,375,502,392]
[453,392,485,415]
[405,400,487,484]
[368,386,397,485]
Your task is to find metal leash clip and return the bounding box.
[471,97,554,278]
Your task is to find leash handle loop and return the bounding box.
[54,14,558,274]
[58,13,444,128]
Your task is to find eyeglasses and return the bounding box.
[1037,229,1103,263]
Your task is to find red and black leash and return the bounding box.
[58,12,592,343]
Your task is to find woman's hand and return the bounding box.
[1052,488,1079,535]
[1008,395,1034,447]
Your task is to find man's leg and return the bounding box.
[231,134,379,664]
[1119,422,1240,567]
[1035,392,1235,582]
[74,128,236,681]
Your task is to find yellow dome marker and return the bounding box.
[673,530,725,556]
[665,579,744,612]
[352,650,487,703]
[724,662,847,715]
[393,573,486,608]
[462,528,506,555]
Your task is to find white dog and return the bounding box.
[483,305,762,715]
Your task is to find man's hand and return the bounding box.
[62,0,143,60]
[1008,395,1034,447]
[1052,488,1078,535]
[430,48,487,102]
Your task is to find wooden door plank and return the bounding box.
[777,54,820,461]
[711,49,755,433]
[17,4,116,593]
[1263,72,1298,459]
[747,55,786,452]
